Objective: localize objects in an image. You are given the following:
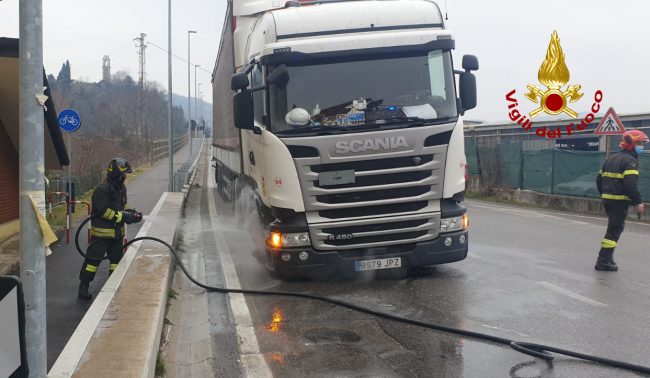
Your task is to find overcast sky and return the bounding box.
[1,0,649,122]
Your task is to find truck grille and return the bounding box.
[282,127,452,250]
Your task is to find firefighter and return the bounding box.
[78,158,142,300]
[595,130,648,271]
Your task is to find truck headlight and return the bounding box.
[440,214,469,233]
[269,232,311,248]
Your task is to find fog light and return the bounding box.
[459,234,466,244]
[281,252,291,262]
[298,251,309,261]
[444,237,453,247]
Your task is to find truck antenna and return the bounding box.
[445,0,449,20]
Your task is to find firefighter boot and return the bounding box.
[595,249,618,271]
[78,281,92,300]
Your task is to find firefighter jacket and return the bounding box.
[597,149,642,205]
[90,180,128,239]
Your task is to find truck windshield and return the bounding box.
[269,50,457,135]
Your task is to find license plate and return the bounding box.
[355,257,402,272]
[319,170,355,186]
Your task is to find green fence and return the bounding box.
[464,139,480,175]
[499,143,523,189]
[522,149,554,194]
[466,140,650,200]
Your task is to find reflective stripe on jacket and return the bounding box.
[596,150,642,205]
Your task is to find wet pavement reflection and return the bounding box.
[180,158,650,377]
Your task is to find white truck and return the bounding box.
[212,0,478,278]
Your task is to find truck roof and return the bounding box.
[270,0,444,40]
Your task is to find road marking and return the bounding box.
[207,155,273,377]
[538,281,608,307]
[467,200,650,227]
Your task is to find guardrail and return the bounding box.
[151,133,189,165]
[173,138,204,192]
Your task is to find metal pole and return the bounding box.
[67,132,72,197]
[19,0,47,375]
[167,0,174,192]
[200,91,204,138]
[197,82,202,137]
[187,30,196,161]
[194,70,200,153]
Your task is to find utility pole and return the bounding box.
[19,0,47,375]
[134,33,147,139]
[187,30,197,161]
[168,0,174,191]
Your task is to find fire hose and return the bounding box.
[74,216,650,376]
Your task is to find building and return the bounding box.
[0,37,69,242]
[465,112,650,151]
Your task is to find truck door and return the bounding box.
[242,62,267,199]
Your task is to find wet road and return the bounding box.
[183,150,650,377]
[45,139,202,369]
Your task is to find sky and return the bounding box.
[1,0,650,122]
[0,0,226,106]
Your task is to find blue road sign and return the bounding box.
[57,109,81,132]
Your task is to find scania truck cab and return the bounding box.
[212,0,478,278]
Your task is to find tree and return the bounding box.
[57,60,71,86]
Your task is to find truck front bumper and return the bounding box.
[269,230,468,278]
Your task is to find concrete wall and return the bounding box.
[493,188,650,221]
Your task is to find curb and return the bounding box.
[49,192,184,377]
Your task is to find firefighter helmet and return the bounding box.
[107,158,132,179]
[620,130,650,151]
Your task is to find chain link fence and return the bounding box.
[465,138,650,200]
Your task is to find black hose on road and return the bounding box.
[74,218,650,376]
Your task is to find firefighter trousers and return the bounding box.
[601,201,629,251]
[79,237,124,283]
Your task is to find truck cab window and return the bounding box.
[268,50,458,134]
[251,64,265,124]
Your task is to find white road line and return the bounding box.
[467,200,650,227]
[538,281,608,307]
[207,156,273,378]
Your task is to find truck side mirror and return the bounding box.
[231,73,249,91]
[0,276,28,377]
[267,64,289,89]
[458,54,478,115]
[459,72,477,115]
[462,54,479,71]
[233,89,254,130]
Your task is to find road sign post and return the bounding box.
[594,107,626,159]
[58,109,81,213]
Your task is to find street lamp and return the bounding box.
[167,0,174,191]
[187,30,197,159]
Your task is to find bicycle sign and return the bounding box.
[57,109,82,132]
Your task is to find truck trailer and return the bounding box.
[212,0,478,278]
